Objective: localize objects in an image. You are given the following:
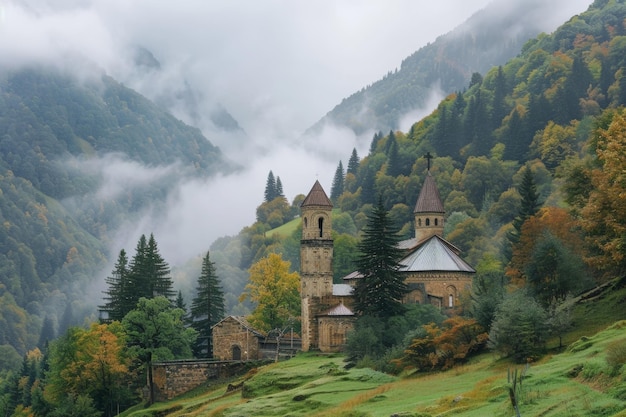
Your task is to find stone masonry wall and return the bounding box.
[152,360,248,402]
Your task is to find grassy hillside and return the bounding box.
[120,282,626,417]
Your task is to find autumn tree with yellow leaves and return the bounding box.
[240,253,300,332]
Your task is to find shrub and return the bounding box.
[605,338,626,369]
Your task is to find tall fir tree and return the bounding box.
[190,251,225,358]
[99,249,131,322]
[353,197,408,318]
[264,171,277,202]
[347,148,360,175]
[275,176,284,198]
[504,165,540,261]
[330,160,345,203]
[144,233,176,301]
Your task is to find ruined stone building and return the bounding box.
[300,169,475,353]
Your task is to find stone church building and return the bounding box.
[300,169,475,353]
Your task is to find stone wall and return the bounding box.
[151,360,249,402]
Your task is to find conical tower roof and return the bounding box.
[414,171,444,213]
[301,180,333,208]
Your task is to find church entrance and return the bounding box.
[232,345,241,360]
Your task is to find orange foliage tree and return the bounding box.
[506,206,585,286]
[399,317,488,372]
[580,108,626,277]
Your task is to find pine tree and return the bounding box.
[347,148,359,175]
[386,139,402,177]
[504,165,540,261]
[99,249,131,322]
[491,66,508,131]
[353,197,408,318]
[125,234,175,310]
[190,251,225,358]
[264,171,277,202]
[144,233,175,301]
[275,176,284,198]
[330,160,345,203]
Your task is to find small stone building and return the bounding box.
[212,316,265,361]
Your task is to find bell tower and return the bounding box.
[300,180,333,351]
[414,154,445,243]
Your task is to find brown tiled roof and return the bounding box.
[414,171,444,213]
[301,180,333,208]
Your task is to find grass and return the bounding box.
[267,217,300,238]
[120,283,626,417]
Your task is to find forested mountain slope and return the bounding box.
[0,66,230,357]
[219,0,626,310]
[308,0,591,135]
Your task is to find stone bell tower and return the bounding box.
[414,154,445,243]
[300,180,334,351]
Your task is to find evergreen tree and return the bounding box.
[330,160,345,203]
[353,197,408,318]
[99,249,131,322]
[125,234,175,310]
[369,131,383,153]
[264,171,277,202]
[504,165,540,261]
[347,148,360,175]
[37,316,56,349]
[275,176,284,198]
[190,251,225,358]
[386,139,402,177]
[145,233,175,300]
[512,165,540,235]
[491,66,508,131]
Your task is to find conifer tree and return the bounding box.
[504,165,540,261]
[99,249,131,322]
[144,233,176,301]
[264,171,277,202]
[275,176,284,198]
[190,251,225,358]
[347,148,359,175]
[330,160,345,203]
[353,197,408,318]
[512,165,540,235]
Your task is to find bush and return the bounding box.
[605,338,626,369]
[488,290,549,363]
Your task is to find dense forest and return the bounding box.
[308,0,590,135]
[214,0,626,301]
[3,0,626,415]
[0,68,229,361]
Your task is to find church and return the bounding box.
[299,166,476,353]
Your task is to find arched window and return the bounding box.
[426,218,430,226]
[303,217,308,228]
[449,294,454,307]
[418,218,422,227]
[318,217,324,237]
[435,218,438,226]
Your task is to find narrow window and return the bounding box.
[435,218,438,226]
[304,217,308,228]
[449,294,454,308]
[318,217,324,237]
[426,218,430,226]
[418,218,422,226]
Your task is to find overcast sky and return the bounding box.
[1,0,592,265]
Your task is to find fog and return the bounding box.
[1,0,592,267]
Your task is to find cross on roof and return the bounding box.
[425,152,433,170]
